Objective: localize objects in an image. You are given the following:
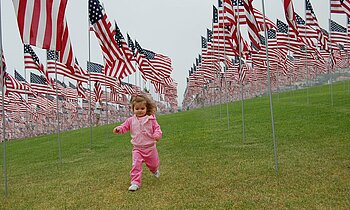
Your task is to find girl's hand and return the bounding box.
[113,127,119,134]
[153,133,162,141]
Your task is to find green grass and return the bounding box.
[0,81,349,209]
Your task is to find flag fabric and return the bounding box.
[77,81,86,98]
[12,0,68,50]
[24,44,44,72]
[29,72,58,95]
[143,48,173,79]
[87,61,116,86]
[243,0,261,50]
[331,0,350,16]
[88,0,132,82]
[4,72,32,95]
[305,0,329,51]
[15,70,26,82]
[59,19,75,71]
[94,81,103,102]
[330,19,349,46]
[134,40,162,82]
[341,0,350,16]
[283,0,299,36]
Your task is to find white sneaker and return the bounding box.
[153,170,160,178]
[128,184,139,191]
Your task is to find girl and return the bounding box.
[113,94,162,191]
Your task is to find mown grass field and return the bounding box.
[0,81,349,209]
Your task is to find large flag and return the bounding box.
[88,0,132,82]
[12,0,68,50]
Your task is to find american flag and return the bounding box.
[59,19,75,70]
[24,44,44,72]
[12,0,68,50]
[330,19,349,46]
[213,5,219,24]
[243,0,261,51]
[207,29,213,43]
[115,22,134,62]
[127,33,136,56]
[143,48,172,79]
[134,40,162,82]
[89,0,131,81]
[113,22,136,80]
[283,0,299,36]
[87,61,116,86]
[121,82,135,95]
[232,0,245,24]
[295,13,317,48]
[15,70,26,82]
[30,72,46,85]
[30,72,58,95]
[14,70,37,96]
[87,61,103,73]
[5,72,34,95]
[94,81,103,102]
[331,0,350,16]
[47,51,88,82]
[152,81,165,94]
[305,0,329,51]
[77,81,86,98]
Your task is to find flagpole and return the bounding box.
[0,0,8,195]
[304,4,309,105]
[88,19,92,148]
[262,0,278,176]
[54,56,62,163]
[329,0,334,107]
[236,2,246,143]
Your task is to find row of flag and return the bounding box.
[182,0,350,109]
[0,0,180,139]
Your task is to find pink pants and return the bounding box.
[130,146,159,186]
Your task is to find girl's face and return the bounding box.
[133,102,147,117]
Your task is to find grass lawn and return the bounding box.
[0,81,349,209]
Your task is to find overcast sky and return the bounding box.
[1,0,347,106]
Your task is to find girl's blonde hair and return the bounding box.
[130,94,157,115]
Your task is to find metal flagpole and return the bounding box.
[88,22,92,147]
[329,0,334,107]
[236,2,246,143]
[0,0,8,195]
[262,0,278,176]
[54,54,62,163]
[304,4,309,105]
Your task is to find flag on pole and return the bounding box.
[12,0,68,50]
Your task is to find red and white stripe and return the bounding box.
[12,0,68,50]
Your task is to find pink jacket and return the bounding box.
[116,114,162,148]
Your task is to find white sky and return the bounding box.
[1,0,347,106]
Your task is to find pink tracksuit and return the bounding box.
[116,114,162,186]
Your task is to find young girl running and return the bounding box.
[113,94,162,191]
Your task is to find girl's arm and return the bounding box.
[152,119,162,141]
[113,118,131,134]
